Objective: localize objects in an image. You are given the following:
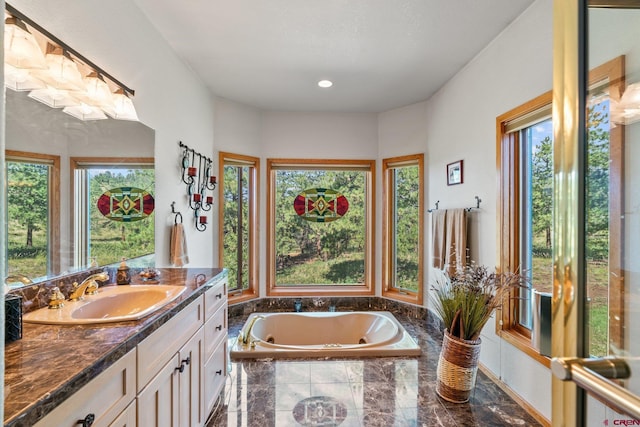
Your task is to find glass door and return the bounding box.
[551,1,640,425]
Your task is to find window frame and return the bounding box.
[497,55,624,363]
[382,154,424,304]
[266,158,375,296]
[5,150,61,276]
[218,151,259,303]
[70,157,154,268]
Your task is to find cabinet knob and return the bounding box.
[216,324,223,331]
[175,364,185,374]
[216,293,223,299]
[216,369,223,375]
[182,356,191,366]
[77,413,95,427]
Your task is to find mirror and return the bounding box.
[4,88,155,289]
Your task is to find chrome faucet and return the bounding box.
[240,315,265,346]
[68,272,109,301]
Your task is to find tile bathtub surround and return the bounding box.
[210,305,542,426]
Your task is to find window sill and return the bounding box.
[228,290,259,305]
[267,285,374,297]
[499,329,551,369]
[382,288,420,305]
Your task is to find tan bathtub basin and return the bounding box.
[23,285,186,325]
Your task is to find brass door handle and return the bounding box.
[551,356,631,381]
[551,356,640,419]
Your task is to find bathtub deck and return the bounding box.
[230,311,421,359]
[207,311,543,427]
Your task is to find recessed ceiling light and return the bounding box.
[318,80,333,88]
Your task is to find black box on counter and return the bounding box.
[5,294,23,343]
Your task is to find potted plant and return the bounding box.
[430,263,529,403]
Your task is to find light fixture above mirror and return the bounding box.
[4,3,139,121]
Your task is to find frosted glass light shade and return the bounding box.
[73,72,114,108]
[103,89,139,121]
[29,86,80,108]
[4,17,47,69]
[32,44,86,91]
[4,64,46,91]
[63,103,108,121]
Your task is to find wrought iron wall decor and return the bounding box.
[179,141,216,231]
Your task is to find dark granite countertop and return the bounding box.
[3,267,225,427]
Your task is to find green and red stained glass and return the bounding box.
[97,187,155,222]
[293,188,349,223]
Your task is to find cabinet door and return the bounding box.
[179,328,204,427]
[34,349,136,427]
[137,354,180,427]
[109,400,136,427]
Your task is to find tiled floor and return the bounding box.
[207,312,542,427]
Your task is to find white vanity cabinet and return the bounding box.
[203,279,228,416]
[137,295,204,427]
[30,276,228,427]
[137,277,227,427]
[33,349,137,427]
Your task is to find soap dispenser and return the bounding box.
[116,258,131,285]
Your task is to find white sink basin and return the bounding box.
[23,285,186,325]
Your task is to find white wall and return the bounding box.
[9,0,216,267]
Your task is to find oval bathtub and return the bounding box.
[230,311,421,359]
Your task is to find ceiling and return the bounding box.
[134,0,534,113]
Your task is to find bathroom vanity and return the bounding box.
[4,268,227,427]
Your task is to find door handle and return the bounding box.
[551,356,630,381]
[551,356,640,419]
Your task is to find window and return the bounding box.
[266,159,375,296]
[4,150,60,282]
[497,91,554,358]
[382,154,424,304]
[72,157,155,269]
[219,152,259,302]
[497,56,624,360]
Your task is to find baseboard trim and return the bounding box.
[478,363,551,427]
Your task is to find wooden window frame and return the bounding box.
[497,55,624,364]
[6,150,61,276]
[266,158,375,297]
[382,154,424,304]
[218,152,259,304]
[70,157,154,269]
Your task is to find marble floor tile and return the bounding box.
[207,313,543,427]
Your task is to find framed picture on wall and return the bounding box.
[447,160,463,185]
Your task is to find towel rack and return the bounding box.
[171,201,183,224]
[428,196,482,213]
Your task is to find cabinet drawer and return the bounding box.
[204,339,227,417]
[204,279,226,321]
[138,296,203,392]
[34,349,136,427]
[204,305,227,359]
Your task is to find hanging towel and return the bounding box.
[170,223,189,267]
[444,208,468,275]
[431,209,447,269]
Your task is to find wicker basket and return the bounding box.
[436,329,482,403]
